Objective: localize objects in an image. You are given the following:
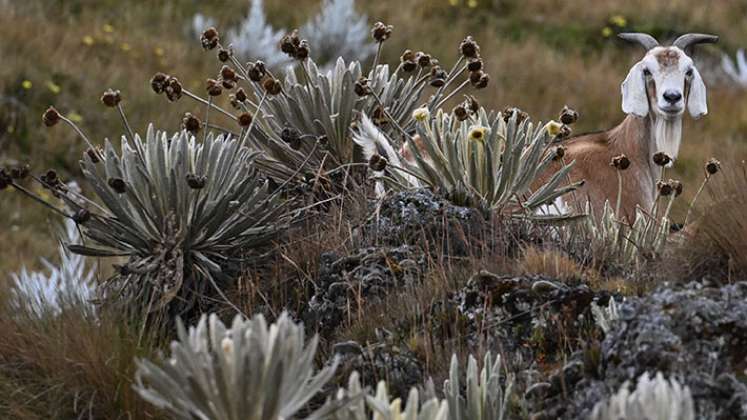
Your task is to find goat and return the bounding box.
[532,32,718,221]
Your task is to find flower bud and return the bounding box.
[657,180,672,196]
[262,78,282,95]
[217,48,231,62]
[371,22,393,42]
[416,52,432,67]
[182,112,201,134]
[206,79,222,96]
[200,27,219,50]
[552,146,567,161]
[705,158,720,175]
[248,61,266,82]
[235,88,247,102]
[652,152,671,167]
[459,36,480,58]
[559,105,579,125]
[369,154,388,171]
[42,107,61,127]
[150,72,168,94]
[454,105,469,121]
[610,154,630,170]
[467,58,483,72]
[101,89,122,107]
[238,112,253,127]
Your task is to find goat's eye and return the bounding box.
[686,69,694,77]
[642,68,652,77]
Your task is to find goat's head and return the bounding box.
[619,32,718,121]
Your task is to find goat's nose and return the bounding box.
[663,90,682,104]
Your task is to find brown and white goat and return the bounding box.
[534,32,718,221]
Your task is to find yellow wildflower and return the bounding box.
[601,27,613,38]
[120,42,131,52]
[21,80,32,89]
[544,120,563,137]
[609,15,627,28]
[45,81,61,95]
[102,23,114,33]
[82,35,95,46]
[154,47,165,57]
[468,126,488,141]
[412,107,430,123]
[467,0,478,8]
[449,0,458,5]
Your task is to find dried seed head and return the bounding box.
[186,173,207,189]
[248,61,266,82]
[469,70,483,85]
[45,169,57,182]
[467,58,483,72]
[42,107,61,127]
[501,106,528,124]
[206,79,223,97]
[235,88,247,102]
[559,105,579,125]
[165,77,182,101]
[200,27,219,50]
[150,72,168,94]
[557,124,572,139]
[354,77,370,97]
[217,48,231,62]
[454,105,469,121]
[705,158,721,175]
[657,180,672,196]
[295,39,310,60]
[669,179,683,196]
[182,112,201,134]
[262,78,282,95]
[280,126,301,145]
[401,49,416,62]
[238,112,253,127]
[429,67,447,87]
[610,154,631,170]
[652,152,671,167]
[222,79,235,90]
[9,164,30,180]
[279,30,301,57]
[86,148,101,163]
[475,73,489,89]
[371,22,393,42]
[402,60,417,72]
[459,36,480,58]
[72,208,91,224]
[369,154,387,171]
[416,51,432,67]
[552,145,567,161]
[220,65,237,81]
[107,177,126,194]
[100,89,122,107]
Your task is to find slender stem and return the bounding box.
[372,42,384,70]
[267,142,322,201]
[183,90,238,121]
[368,89,409,139]
[206,123,239,137]
[433,79,471,110]
[203,96,212,143]
[662,193,676,221]
[560,156,581,215]
[117,103,135,141]
[684,175,710,226]
[240,91,267,146]
[11,181,70,219]
[299,60,315,88]
[615,170,623,218]
[60,116,98,155]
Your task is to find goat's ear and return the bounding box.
[687,67,708,119]
[621,62,649,117]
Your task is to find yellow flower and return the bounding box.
[412,107,430,122]
[609,15,627,28]
[544,120,563,137]
[21,80,32,89]
[102,23,114,33]
[154,47,165,57]
[68,112,83,123]
[449,0,458,5]
[45,81,61,95]
[601,27,613,38]
[82,35,95,46]
[467,0,478,7]
[468,126,488,141]
[120,42,131,52]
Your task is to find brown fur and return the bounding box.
[534,115,658,221]
[656,49,680,67]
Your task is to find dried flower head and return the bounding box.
[280,126,301,150]
[501,106,528,124]
[466,95,480,113]
[10,164,30,180]
[220,66,237,82]
[107,177,126,194]
[559,105,579,125]
[475,73,489,89]
[657,180,673,196]
[412,107,430,122]
[222,79,235,90]
[416,51,432,67]
[42,107,61,127]
[371,22,393,42]
[368,154,388,171]
[429,67,447,87]
[235,88,248,103]
[401,49,416,62]
[182,113,201,134]
[468,126,488,142]
[206,79,223,97]
[217,48,231,62]
[72,208,91,224]
[552,145,567,161]
[652,152,671,167]
[200,27,219,50]
[402,59,417,72]
[467,58,483,72]
[165,77,182,102]
[354,77,370,97]
[454,105,469,121]
[101,89,122,107]
[669,179,683,196]
[185,174,207,189]
[262,78,282,95]
[295,40,310,60]
[248,61,266,82]
[459,36,480,58]
[150,72,168,94]
[238,112,253,127]
[705,158,721,175]
[610,154,631,170]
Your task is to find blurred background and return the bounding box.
[1,0,746,274]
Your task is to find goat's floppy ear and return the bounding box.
[621,62,649,117]
[687,67,708,118]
